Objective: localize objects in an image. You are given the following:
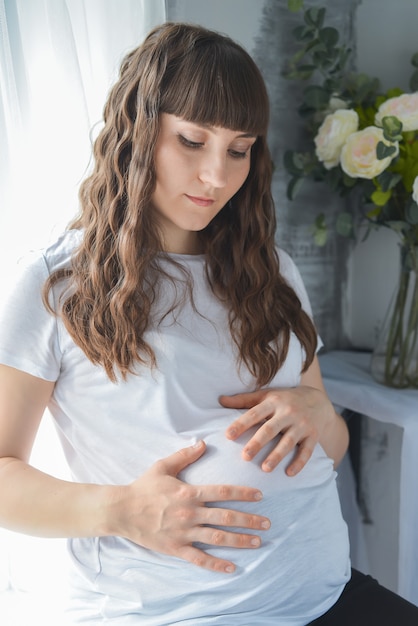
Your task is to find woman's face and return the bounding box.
[152,113,256,254]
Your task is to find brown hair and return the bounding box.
[44,22,317,384]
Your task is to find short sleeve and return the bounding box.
[0,252,62,381]
[277,248,324,352]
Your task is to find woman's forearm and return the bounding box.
[0,442,272,575]
[300,356,349,468]
[0,457,110,538]
[319,410,349,467]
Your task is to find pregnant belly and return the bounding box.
[176,428,350,610]
[77,425,350,625]
[179,425,335,497]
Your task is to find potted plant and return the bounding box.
[283,2,418,388]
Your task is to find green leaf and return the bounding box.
[335,46,352,73]
[335,212,354,237]
[381,115,403,142]
[315,213,326,227]
[350,74,381,106]
[385,87,404,99]
[404,162,418,192]
[371,189,392,206]
[313,51,337,70]
[287,177,305,200]
[287,0,304,12]
[376,171,402,192]
[318,27,339,49]
[406,132,418,152]
[376,141,397,160]
[294,64,316,80]
[325,167,342,191]
[312,213,328,246]
[313,229,328,246]
[303,85,330,109]
[405,201,418,225]
[306,40,328,57]
[366,205,382,219]
[342,173,357,188]
[283,150,305,175]
[292,25,316,42]
[297,63,317,74]
[305,7,326,28]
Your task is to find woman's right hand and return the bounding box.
[0,366,269,572]
[104,440,271,574]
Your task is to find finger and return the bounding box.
[197,506,270,531]
[260,435,315,474]
[285,441,316,476]
[155,440,206,477]
[225,401,273,440]
[219,390,266,410]
[196,526,263,550]
[177,545,237,574]
[196,483,264,504]
[240,417,287,460]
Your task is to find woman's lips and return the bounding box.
[185,194,215,207]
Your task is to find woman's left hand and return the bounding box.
[221,385,335,476]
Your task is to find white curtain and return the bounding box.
[0,0,166,288]
[0,1,166,622]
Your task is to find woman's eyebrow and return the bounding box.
[236,132,257,139]
[189,122,256,139]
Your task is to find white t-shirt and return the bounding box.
[0,230,350,625]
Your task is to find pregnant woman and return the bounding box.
[0,22,417,625]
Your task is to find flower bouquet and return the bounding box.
[283,2,418,388]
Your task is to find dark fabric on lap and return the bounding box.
[308,569,418,625]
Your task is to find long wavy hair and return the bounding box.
[43,22,317,384]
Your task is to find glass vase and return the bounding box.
[371,243,418,388]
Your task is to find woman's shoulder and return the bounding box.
[276,246,300,283]
[4,230,81,291]
[40,229,82,273]
[275,246,313,315]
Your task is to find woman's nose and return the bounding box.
[198,154,227,188]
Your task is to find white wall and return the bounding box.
[166,0,263,52]
[346,227,401,349]
[356,0,418,92]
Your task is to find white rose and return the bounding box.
[340,126,399,179]
[314,109,359,169]
[375,93,418,132]
[328,97,349,112]
[412,176,418,204]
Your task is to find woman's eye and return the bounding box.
[229,149,248,159]
[178,135,203,149]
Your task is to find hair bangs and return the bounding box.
[159,39,269,136]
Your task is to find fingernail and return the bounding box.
[225,564,235,573]
[193,440,203,448]
[261,520,270,529]
[243,448,254,459]
[254,491,263,501]
[227,428,237,438]
[251,537,261,547]
[262,461,274,472]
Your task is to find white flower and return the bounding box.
[375,92,418,132]
[328,97,349,112]
[340,126,399,179]
[314,109,359,169]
